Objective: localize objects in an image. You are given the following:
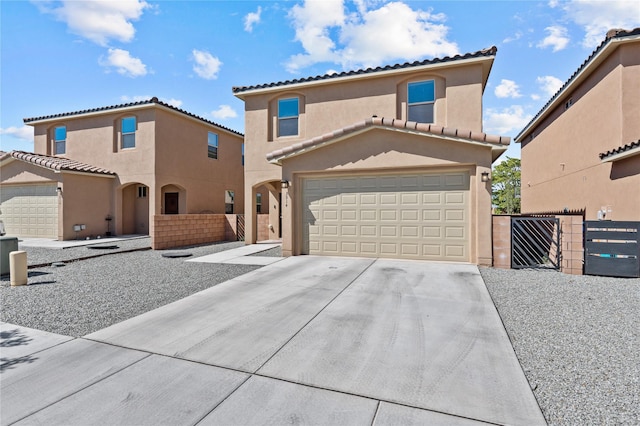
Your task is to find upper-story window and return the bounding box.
[54,126,66,155]
[208,132,218,159]
[241,143,245,165]
[408,80,435,123]
[278,97,299,137]
[121,117,136,149]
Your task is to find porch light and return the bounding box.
[56,187,62,194]
[481,172,490,182]
[281,179,290,189]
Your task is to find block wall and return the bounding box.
[152,214,238,250]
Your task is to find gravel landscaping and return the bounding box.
[480,267,640,426]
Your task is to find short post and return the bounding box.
[10,251,27,286]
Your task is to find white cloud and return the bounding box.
[502,31,523,44]
[244,6,262,32]
[494,79,522,98]
[37,0,150,46]
[559,0,640,48]
[537,25,570,52]
[536,75,564,97]
[100,48,147,77]
[211,105,238,120]
[286,1,458,73]
[191,49,222,80]
[484,105,533,135]
[0,126,33,141]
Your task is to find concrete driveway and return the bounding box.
[1,256,545,425]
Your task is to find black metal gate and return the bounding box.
[584,221,639,278]
[511,217,560,269]
[236,215,245,241]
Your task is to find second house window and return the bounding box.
[122,117,136,149]
[278,98,299,137]
[54,126,66,155]
[208,132,218,159]
[408,80,435,123]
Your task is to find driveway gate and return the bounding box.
[511,217,560,269]
[584,221,639,277]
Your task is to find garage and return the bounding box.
[301,171,469,261]
[0,184,58,238]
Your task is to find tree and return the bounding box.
[492,157,521,214]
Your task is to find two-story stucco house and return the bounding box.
[515,28,640,220]
[234,47,509,265]
[0,98,245,240]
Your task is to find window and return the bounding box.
[54,126,66,155]
[122,117,136,149]
[225,190,234,214]
[241,143,245,166]
[256,193,262,213]
[208,132,218,159]
[278,98,299,137]
[408,80,435,123]
[137,186,147,198]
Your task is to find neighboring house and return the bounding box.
[515,28,640,220]
[234,47,509,265]
[0,98,245,240]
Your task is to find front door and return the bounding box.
[165,192,179,215]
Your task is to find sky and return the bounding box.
[1,0,639,162]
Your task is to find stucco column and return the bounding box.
[477,167,493,266]
[244,183,257,244]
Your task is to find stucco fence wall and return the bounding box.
[492,215,584,275]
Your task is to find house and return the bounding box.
[234,47,509,265]
[515,28,640,220]
[0,98,245,241]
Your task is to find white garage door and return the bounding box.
[0,184,58,238]
[302,172,470,261]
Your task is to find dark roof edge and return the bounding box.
[23,97,244,137]
[515,27,640,142]
[599,139,640,160]
[233,46,497,94]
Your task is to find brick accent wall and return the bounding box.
[491,214,584,275]
[152,214,239,250]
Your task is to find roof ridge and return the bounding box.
[233,46,497,94]
[23,98,244,137]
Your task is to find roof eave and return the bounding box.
[235,55,495,100]
[600,146,640,163]
[515,34,640,143]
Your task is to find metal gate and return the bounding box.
[585,221,639,278]
[236,215,245,241]
[511,217,560,269]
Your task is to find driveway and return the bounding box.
[1,256,545,425]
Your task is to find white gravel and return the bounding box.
[480,267,640,426]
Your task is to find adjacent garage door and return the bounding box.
[0,184,58,238]
[302,171,470,261]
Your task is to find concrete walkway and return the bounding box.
[186,242,282,265]
[1,256,546,425]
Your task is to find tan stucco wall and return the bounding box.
[0,160,60,184]
[242,61,490,246]
[279,129,494,265]
[521,42,640,220]
[59,173,113,240]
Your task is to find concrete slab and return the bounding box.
[219,256,283,266]
[87,256,375,372]
[0,339,147,425]
[200,375,377,425]
[1,322,73,361]
[15,354,249,426]
[187,243,280,264]
[374,402,492,425]
[258,260,546,425]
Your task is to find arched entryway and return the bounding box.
[161,184,186,214]
[120,183,150,235]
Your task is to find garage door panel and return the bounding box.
[302,172,469,261]
[1,184,58,238]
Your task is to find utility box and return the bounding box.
[1,236,19,275]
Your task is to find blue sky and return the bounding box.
[1,0,639,161]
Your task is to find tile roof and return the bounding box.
[1,150,116,176]
[266,117,509,163]
[23,97,243,137]
[516,27,640,142]
[233,47,497,94]
[599,139,640,161]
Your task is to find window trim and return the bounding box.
[121,116,136,149]
[54,125,66,155]
[277,97,299,137]
[407,80,435,124]
[208,132,219,159]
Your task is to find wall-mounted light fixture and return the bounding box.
[481,172,490,182]
[56,187,62,194]
[281,179,290,189]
